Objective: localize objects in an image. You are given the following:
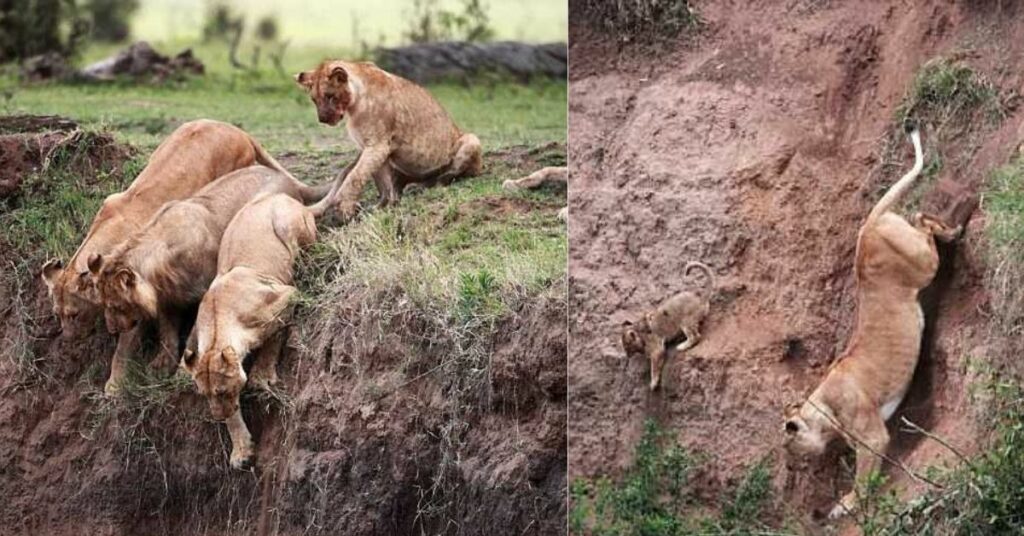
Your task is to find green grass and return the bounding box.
[570,420,782,536]
[580,0,702,40]
[1,63,566,152]
[296,152,566,322]
[895,58,1004,130]
[873,58,1006,215]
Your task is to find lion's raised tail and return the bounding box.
[864,128,924,227]
[684,261,715,294]
[251,139,338,209]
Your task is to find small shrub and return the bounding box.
[853,377,1024,535]
[0,0,89,62]
[404,0,495,44]
[570,419,777,535]
[579,0,702,40]
[201,0,243,43]
[895,58,1005,132]
[85,0,139,42]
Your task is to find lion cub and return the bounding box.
[621,262,715,390]
[295,60,482,221]
[91,166,329,374]
[783,129,959,519]
[40,119,292,394]
[181,192,315,469]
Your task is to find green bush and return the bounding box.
[0,0,89,62]
[854,378,1024,535]
[85,0,138,42]
[570,419,776,535]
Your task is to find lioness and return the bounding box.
[783,129,958,519]
[41,119,295,394]
[181,192,315,469]
[621,261,715,390]
[294,60,482,221]
[91,166,330,373]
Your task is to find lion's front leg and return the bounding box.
[150,313,181,373]
[105,326,141,395]
[225,408,255,470]
[334,143,391,223]
[249,329,286,388]
[830,409,889,520]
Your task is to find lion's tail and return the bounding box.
[864,128,924,227]
[251,139,337,209]
[684,261,715,294]
[306,159,358,219]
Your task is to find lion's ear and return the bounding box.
[41,259,63,290]
[87,253,103,274]
[116,268,136,290]
[294,70,313,89]
[180,349,197,375]
[329,65,348,84]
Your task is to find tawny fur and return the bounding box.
[181,192,315,469]
[621,262,715,390]
[503,166,568,221]
[295,60,483,221]
[91,166,329,377]
[40,119,294,394]
[783,130,960,520]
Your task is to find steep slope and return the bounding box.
[569,1,1024,530]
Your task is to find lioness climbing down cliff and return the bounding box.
[40,119,295,394]
[90,166,331,375]
[181,192,317,470]
[783,128,960,520]
[295,60,483,222]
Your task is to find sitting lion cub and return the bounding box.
[621,261,715,390]
[40,119,293,394]
[294,60,482,221]
[91,166,330,372]
[181,192,315,469]
[783,129,959,520]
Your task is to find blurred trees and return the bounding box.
[86,0,139,42]
[404,0,495,44]
[0,0,89,62]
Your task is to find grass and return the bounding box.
[872,58,1007,215]
[570,419,782,536]
[983,153,1024,346]
[579,0,702,41]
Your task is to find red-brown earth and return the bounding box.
[568,1,1024,533]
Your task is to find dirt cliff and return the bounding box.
[0,133,567,535]
[569,1,1024,531]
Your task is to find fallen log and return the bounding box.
[376,41,566,84]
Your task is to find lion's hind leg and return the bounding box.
[674,325,701,353]
[875,213,939,278]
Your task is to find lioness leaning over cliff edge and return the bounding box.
[40,119,296,394]
[783,128,961,520]
[294,59,482,222]
[181,192,317,469]
[90,166,331,376]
